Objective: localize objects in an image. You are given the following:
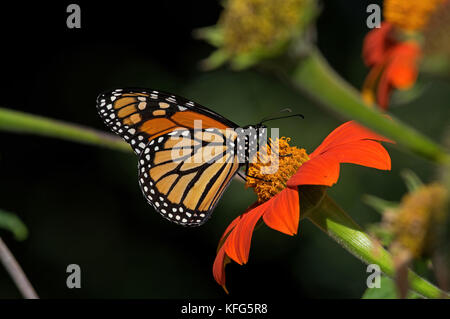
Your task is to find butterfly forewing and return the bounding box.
[96,88,237,155]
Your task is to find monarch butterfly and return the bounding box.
[96,88,298,227]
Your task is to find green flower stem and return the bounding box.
[307,194,449,299]
[289,49,450,165]
[0,107,131,153]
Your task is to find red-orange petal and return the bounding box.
[376,63,393,110]
[221,186,301,265]
[287,121,393,187]
[363,22,394,66]
[212,245,231,293]
[373,42,421,109]
[322,140,392,170]
[387,42,421,89]
[213,187,301,291]
[287,154,341,187]
[309,121,393,159]
[212,202,260,292]
[262,187,300,236]
[217,213,245,251]
[223,202,268,265]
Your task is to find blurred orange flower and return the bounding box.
[213,121,393,292]
[362,22,421,110]
[362,0,447,110]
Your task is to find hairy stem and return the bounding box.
[0,237,39,299]
[308,194,448,299]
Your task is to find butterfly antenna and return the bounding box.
[259,109,304,125]
[259,108,291,123]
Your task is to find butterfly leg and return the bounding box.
[267,139,293,158]
[243,162,270,182]
[237,171,247,181]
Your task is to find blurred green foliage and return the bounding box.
[0,209,28,241]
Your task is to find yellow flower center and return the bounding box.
[384,0,447,32]
[245,137,309,203]
[220,0,307,55]
[392,183,448,257]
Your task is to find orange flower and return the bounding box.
[361,0,448,109]
[213,121,393,292]
[362,22,421,110]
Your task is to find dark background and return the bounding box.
[0,0,448,298]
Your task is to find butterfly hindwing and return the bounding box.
[137,127,241,226]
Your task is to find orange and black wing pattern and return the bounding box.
[96,88,238,155]
[138,127,241,225]
[96,88,243,226]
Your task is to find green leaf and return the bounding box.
[362,276,422,299]
[0,209,29,241]
[193,26,224,48]
[400,169,424,193]
[363,194,398,215]
[200,49,230,71]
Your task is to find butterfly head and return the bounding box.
[241,110,304,160]
[247,109,305,144]
[242,122,268,134]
